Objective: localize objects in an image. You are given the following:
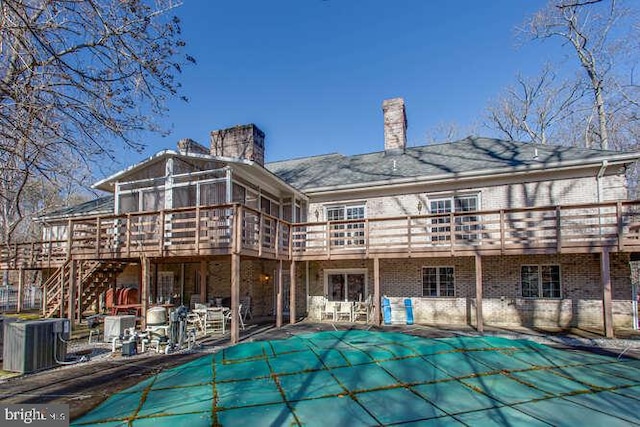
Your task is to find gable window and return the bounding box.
[327,204,365,247]
[422,267,455,297]
[521,265,561,298]
[429,195,479,242]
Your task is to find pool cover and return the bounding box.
[71,330,640,426]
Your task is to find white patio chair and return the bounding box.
[353,294,372,323]
[204,307,226,335]
[321,301,337,321]
[225,304,245,330]
[336,301,353,322]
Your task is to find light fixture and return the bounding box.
[314,208,320,221]
[417,200,423,214]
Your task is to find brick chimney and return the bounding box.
[177,138,209,155]
[382,98,407,154]
[210,124,265,165]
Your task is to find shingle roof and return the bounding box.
[38,195,114,220]
[265,137,632,191]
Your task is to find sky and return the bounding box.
[132,0,560,166]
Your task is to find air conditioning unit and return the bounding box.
[103,315,136,343]
[3,318,70,373]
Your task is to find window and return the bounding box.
[327,204,365,247]
[429,195,479,242]
[422,267,455,297]
[325,270,367,301]
[521,265,561,298]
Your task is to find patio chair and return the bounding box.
[186,311,204,334]
[336,301,353,322]
[225,304,245,330]
[204,307,226,335]
[353,294,372,323]
[321,301,337,321]
[240,296,252,321]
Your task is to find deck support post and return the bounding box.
[231,253,240,344]
[373,257,381,326]
[199,260,207,305]
[475,254,484,334]
[17,267,24,313]
[141,256,150,329]
[290,260,297,324]
[601,248,615,338]
[68,260,76,332]
[276,260,283,328]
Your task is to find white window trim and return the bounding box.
[324,268,368,302]
[426,193,480,244]
[520,264,562,299]
[422,266,456,297]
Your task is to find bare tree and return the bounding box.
[486,66,586,145]
[0,1,193,251]
[524,0,638,150]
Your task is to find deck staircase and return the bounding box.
[43,260,127,318]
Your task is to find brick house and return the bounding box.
[3,98,640,341]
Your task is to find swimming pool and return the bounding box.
[71,329,640,426]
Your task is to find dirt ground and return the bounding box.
[1,321,639,421]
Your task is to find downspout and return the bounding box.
[596,160,608,203]
[596,160,608,234]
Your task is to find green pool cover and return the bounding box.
[72,330,640,426]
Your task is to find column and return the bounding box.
[373,257,381,326]
[230,253,241,344]
[290,260,296,324]
[601,248,614,338]
[475,254,484,334]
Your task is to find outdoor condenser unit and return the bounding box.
[103,315,136,343]
[2,318,70,373]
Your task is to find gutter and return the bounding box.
[302,155,636,196]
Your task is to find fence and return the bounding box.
[0,286,42,312]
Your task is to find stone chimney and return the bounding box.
[382,98,407,154]
[177,138,210,155]
[210,124,265,165]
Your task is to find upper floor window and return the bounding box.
[429,195,479,242]
[422,266,455,297]
[521,265,561,298]
[327,204,366,247]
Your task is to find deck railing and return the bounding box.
[3,200,640,268]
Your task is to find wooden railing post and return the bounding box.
[407,216,412,256]
[95,217,101,258]
[158,211,165,255]
[126,214,132,257]
[275,218,280,256]
[66,219,73,260]
[556,206,562,253]
[500,210,505,254]
[258,212,264,257]
[233,205,242,254]
[365,219,370,257]
[326,221,332,259]
[195,206,201,255]
[450,212,455,256]
[617,201,623,252]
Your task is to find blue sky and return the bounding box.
[135,0,557,165]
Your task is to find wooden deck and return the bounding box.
[3,200,640,270]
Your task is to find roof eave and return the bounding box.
[302,154,638,195]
